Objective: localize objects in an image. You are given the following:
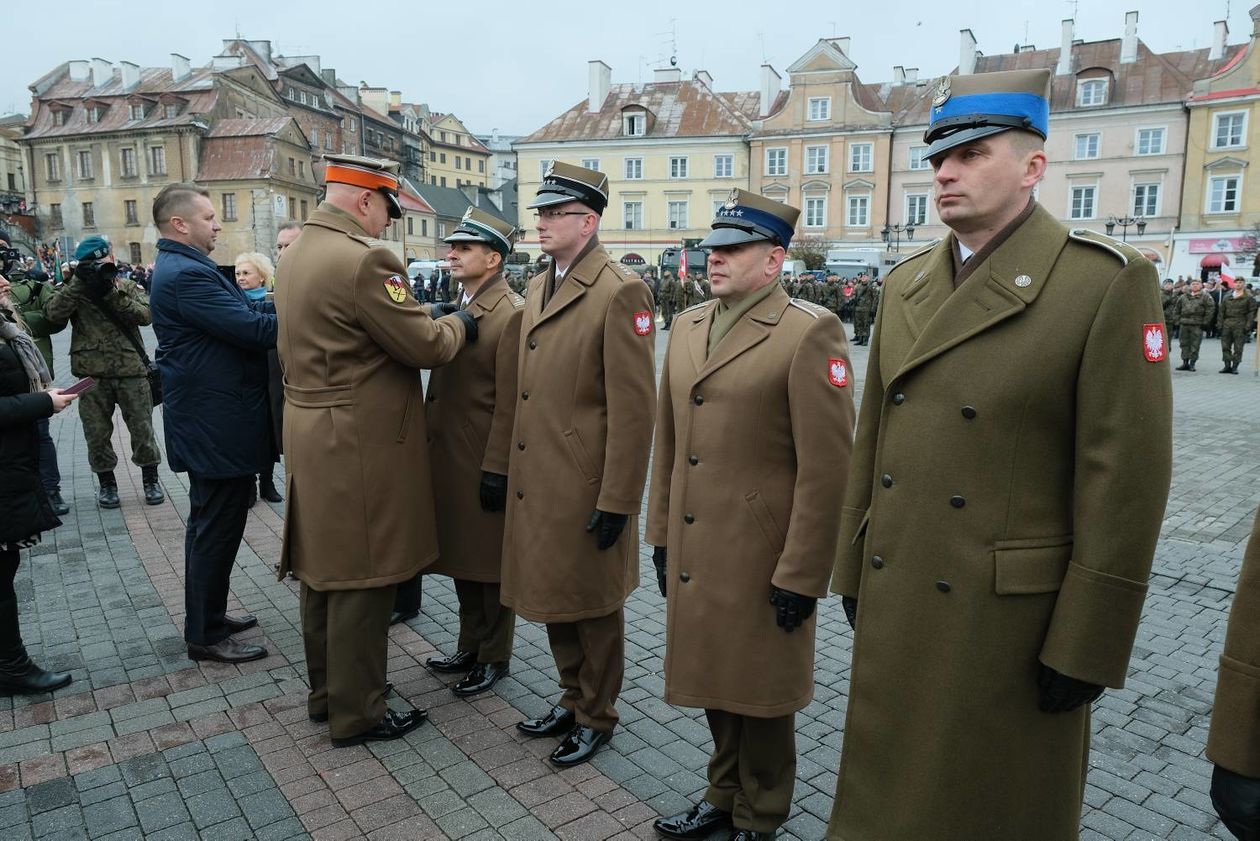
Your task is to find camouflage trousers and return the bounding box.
[854,308,874,341]
[1179,325,1204,363]
[1221,326,1248,365]
[78,376,161,473]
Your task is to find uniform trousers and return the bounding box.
[1180,325,1206,363]
[183,475,253,646]
[300,582,395,739]
[546,609,623,733]
[853,309,873,341]
[77,376,160,474]
[393,573,422,615]
[453,580,514,663]
[1221,326,1248,366]
[704,709,797,833]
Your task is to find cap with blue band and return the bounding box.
[925,68,1053,160]
[699,188,801,250]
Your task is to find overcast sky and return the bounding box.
[3,0,1249,137]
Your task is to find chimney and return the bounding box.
[1057,19,1074,75]
[90,58,112,88]
[390,90,401,109]
[829,37,851,56]
[893,65,906,84]
[654,67,683,83]
[588,60,611,113]
[211,54,244,71]
[119,61,140,89]
[320,68,336,86]
[1121,11,1139,64]
[694,69,713,88]
[1210,20,1229,60]
[904,67,919,82]
[959,29,977,75]
[460,184,478,204]
[68,60,90,82]
[1253,4,1260,37]
[246,40,272,63]
[171,53,190,82]
[759,64,781,118]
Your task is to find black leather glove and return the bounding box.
[651,546,667,597]
[585,509,628,550]
[841,595,858,630]
[432,301,460,316]
[1212,764,1260,840]
[1037,664,1104,713]
[478,472,507,512]
[452,309,478,342]
[769,586,816,633]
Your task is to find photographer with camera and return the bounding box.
[44,236,164,508]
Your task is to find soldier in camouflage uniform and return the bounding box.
[852,274,877,345]
[659,270,681,330]
[1161,280,1179,338]
[1173,279,1214,371]
[44,237,164,508]
[682,274,707,309]
[1217,282,1260,374]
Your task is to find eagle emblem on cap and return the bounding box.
[461,207,474,222]
[932,78,951,108]
[724,189,740,210]
[544,161,556,178]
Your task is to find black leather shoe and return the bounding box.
[331,708,426,747]
[390,609,419,626]
[516,704,575,737]
[47,490,69,516]
[259,475,283,503]
[728,831,775,840]
[654,800,732,840]
[317,680,392,719]
[452,661,509,697]
[223,614,258,634]
[426,650,475,672]
[187,638,268,664]
[549,724,611,767]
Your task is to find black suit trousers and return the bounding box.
[184,474,254,645]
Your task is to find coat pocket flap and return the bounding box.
[993,538,1073,595]
[842,507,870,547]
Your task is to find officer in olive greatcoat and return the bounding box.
[648,190,855,841]
[828,69,1173,841]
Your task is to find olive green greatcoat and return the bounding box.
[424,276,524,583]
[1207,506,1260,778]
[827,205,1173,841]
[274,204,467,590]
[646,287,855,717]
[500,240,657,623]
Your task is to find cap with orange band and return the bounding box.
[321,154,403,219]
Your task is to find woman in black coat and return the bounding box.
[0,274,78,694]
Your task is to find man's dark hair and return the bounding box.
[277,221,302,234]
[153,183,210,230]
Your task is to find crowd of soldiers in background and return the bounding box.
[1161,275,1260,373]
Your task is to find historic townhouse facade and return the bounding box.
[422,112,491,190]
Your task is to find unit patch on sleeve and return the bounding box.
[829,358,849,387]
[384,275,409,304]
[1142,323,1166,363]
[634,311,654,336]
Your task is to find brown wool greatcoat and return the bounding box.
[424,275,525,582]
[646,286,855,718]
[500,239,656,623]
[1207,506,1260,778]
[274,204,466,590]
[827,204,1173,841]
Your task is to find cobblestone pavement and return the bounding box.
[2,325,1256,840]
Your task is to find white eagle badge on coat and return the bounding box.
[1142,323,1166,363]
[633,311,653,336]
[828,357,848,387]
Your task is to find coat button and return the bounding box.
[871,555,884,569]
[688,455,699,465]
[694,394,704,405]
[950,495,966,508]
[936,580,951,593]
[528,339,537,350]
[680,572,691,583]
[516,490,524,499]
[521,391,529,400]
[684,513,695,524]
[961,406,977,419]
[881,474,893,488]
[517,442,525,451]
[892,393,905,405]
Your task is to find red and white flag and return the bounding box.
[679,248,688,279]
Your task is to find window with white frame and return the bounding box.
[1073,133,1100,160]
[221,192,238,222]
[624,157,643,179]
[909,146,930,170]
[667,200,689,229]
[807,97,831,121]
[1208,174,1241,213]
[805,145,829,174]
[129,103,146,121]
[539,159,552,179]
[45,153,60,181]
[1136,127,1166,155]
[148,146,166,176]
[804,196,827,228]
[77,150,93,179]
[849,143,873,172]
[1077,78,1107,106]
[624,112,645,136]
[1069,185,1097,219]
[82,202,95,227]
[765,147,787,177]
[714,154,733,178]
[581,158,600,171]
[906,193,929,226]
[1213,112,1247,149]
[669,156,689,178]
[712,200,725,218]
[1132,183,1160,217]
[124,200,138,225]
[847,194,870,227]
[623,201,643,230]
[121,147,137,177]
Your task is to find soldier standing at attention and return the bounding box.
[648,190,855,841]
[660,270,679,330]
[1175,278,1214,371]
[421,208,524,697]
[827,69,1173,841]
[850,273,876,345]
[501,162,656,767]
[275,155,476,747]
[1217,280,1259,374]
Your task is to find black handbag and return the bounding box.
[85,297,162,406]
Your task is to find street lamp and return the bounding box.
[881,222,916,253]
[1104,215,1147,242]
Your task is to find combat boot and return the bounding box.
[259,472,283,503]
[1189,361,1197,371]
[1229,362,1240,374]
[1175,362,1190,371]
[0,596,71,694]
[141,465,165,505]
[96,471,120,509]
[1220,364,1232,373]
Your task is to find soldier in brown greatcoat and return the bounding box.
[500,162,656,767]
[421,208,524,697]
[274,155,477,748]
[648,190,855,841]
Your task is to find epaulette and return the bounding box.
[678,300,711,316]
[895,239,941,266]
[787,299,826,319]
[343,231,378,249]
[508,292,525,308]
[612,262,641,281]
[1068,229,1138,266]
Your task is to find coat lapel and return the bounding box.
[684,302,716,375]
[469,276,508,317]
[894,204,1069,381]
[530,242,606,331]
[693,285,787,384]
[897,239,956,341]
